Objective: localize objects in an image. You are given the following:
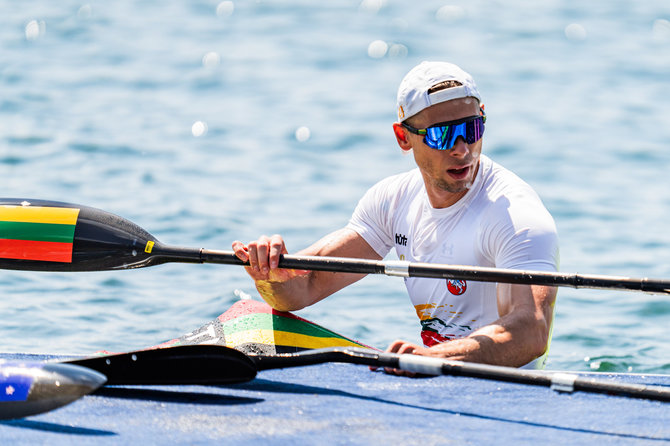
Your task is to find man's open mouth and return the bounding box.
[448,165,470,178]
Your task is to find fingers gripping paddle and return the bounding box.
[1,198,669,294]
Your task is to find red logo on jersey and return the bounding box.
[421,330,452,346]
[447,279,467,295]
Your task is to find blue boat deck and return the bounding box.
[0,353,668,445]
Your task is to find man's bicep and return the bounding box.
[300,228,382,260]
[497,283,556,319]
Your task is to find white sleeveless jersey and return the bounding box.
[346,155,559,368]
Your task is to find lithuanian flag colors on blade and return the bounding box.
[0,205,80,263]
[160,300,372,354]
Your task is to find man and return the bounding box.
[233,61,559,372]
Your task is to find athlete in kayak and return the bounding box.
[233,61,559,373]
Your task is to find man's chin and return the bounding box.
[435,179,473,194]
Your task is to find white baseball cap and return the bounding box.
[396,61,482,121]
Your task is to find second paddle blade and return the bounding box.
[65,345,257,385]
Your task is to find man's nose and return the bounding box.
[448,136,469,156]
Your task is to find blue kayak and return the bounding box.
[0,301,668,445]
[0,354,668,445]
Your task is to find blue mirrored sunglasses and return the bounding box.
[401,114,485,151]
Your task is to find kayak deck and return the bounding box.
[0,352,668,445]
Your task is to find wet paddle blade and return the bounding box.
[65,345,257,385]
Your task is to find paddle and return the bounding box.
[0,361,106,420]
[60,344,670,402]
[251,347,670,402]
[1,198,669,294]
[64,345,257,385]
[1,346,254,419]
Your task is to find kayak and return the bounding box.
[0,360,105,420]
[0,300,669,445]
[154,299,372,354]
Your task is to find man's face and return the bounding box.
[404,97,483,208]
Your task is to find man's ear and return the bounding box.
[393,123,412,152]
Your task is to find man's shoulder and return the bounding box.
[357,169,424,215]
[476,156,557,240]
[371,168,423,193]
[479,155,540,200]
[383,167,422,183]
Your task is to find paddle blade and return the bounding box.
[0,361,106,420]
[65,345,257,385]
[0,198,188,271]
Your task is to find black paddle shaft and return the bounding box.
[251,347,670,402]
[2,198,670,294]
[53,344,670,402]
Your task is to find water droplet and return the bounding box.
[388,43,408,59]
[234,289,252,300]
[565,23,587,41]
[78,4,92,20]
[367,40,388,59]
[192,121,208,137]
[25,20,46,41]
[295,126,311,142]
[359,0,385,14]
[216,1,235,17]
[652,19,670,42]
[436,5,465,23]
[202,51,221,68]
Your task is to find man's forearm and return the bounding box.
[255,272,315,312]
[425,319,549,367]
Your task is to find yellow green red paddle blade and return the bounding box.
[0,198,170,271]
[158,300,375,354]
[0,204,79,263]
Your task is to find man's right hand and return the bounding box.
[232,234,309,284]
[232,228,378,311]
[232,234,286,278]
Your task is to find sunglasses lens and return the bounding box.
[424,126,449,149]
[423,117,484,150]
[466,118,484,144]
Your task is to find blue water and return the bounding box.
[2,1,670,374]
